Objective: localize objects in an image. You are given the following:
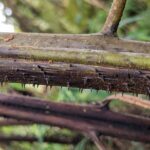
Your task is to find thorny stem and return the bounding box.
[0,94,150,143]
[0,60,150,95]
[0,33,149,94]
[102,0,127,36]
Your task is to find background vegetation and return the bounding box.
[0,0,149,149]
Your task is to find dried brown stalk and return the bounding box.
[0,94,149,143]
[0,33,149,94]
[102,0,127,35]
[104,94,150,109]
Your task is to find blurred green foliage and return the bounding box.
[1,0,150,40]
[0,0,150,149]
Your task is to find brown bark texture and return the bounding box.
[0,33,149,94]
[0,94,149,143]
[102,0,127,35]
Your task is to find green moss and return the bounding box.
[18,48,150,70]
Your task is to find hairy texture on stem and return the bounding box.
[102,0,127,35]
[0,33,149,94]
[0,94,149,143]
[0,60,150,94]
